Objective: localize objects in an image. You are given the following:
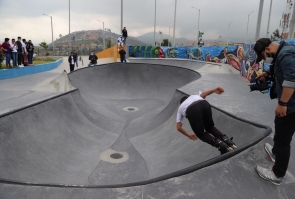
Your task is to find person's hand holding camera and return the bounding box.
[256,71,269,81]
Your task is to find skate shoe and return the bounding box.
[220,135,237,149]
[214,138,233,154]
[264,143,275,163]
[256,165,282,185]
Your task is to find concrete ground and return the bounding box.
[0,58,294,199]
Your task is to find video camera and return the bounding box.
[249,77,271,92]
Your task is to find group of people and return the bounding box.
[0,37,34,68]
[177,38,295,186]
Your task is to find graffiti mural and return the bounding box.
[128,44,275,81]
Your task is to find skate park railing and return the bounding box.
[0,58,63,80]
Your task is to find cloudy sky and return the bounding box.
[0,0,288,44]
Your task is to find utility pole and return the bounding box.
[255,0,264,40]
[173,0,177,46]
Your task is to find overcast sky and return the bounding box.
[0,0,288,44]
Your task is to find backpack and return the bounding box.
[16,41,22,52]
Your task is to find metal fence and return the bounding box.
[36,46,104,57]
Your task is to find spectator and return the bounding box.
[254,38,295,186]
[10,38,18,68]
[119,47,126,62]
[22,39,28,66]
[68,52,75,72]
[88,52,98,66]
[198,39,204,47]
[26,40,34,64]
[72,50,78,67]
[16,37,23,66]
[117,34,124,50]
[1,38,12,68]
[122,27,128,44]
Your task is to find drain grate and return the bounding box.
[110,153,123,159]
[123,107,139,112]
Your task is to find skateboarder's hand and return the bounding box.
[214,87,224,94]
[188,133,198,141]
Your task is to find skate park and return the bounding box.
[1,0,295,198]
[0,54,294,198]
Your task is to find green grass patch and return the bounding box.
[33,57,59,65]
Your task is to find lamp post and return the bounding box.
[172,0,177,46]
[121,0,123,31]
[43,13,54,56]
[227,21,232,46]
[266,0,273,38]
[154,0,156,45]
[69,0,71,53]
[168,27,171,47]
[192,6,200,42]
[98,20,105,50]
[246,11,253,44]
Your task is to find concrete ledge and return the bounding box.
[0,58,63,80]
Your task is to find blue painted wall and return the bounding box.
[0,58,63,80]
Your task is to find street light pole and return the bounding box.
[266,0,273,38]
[255,0,264,40]
[246,11,253,44]
[168,27,170,47]
[69,0,71,53]
[121,0,123,31]
[43,14,54,56]
[154,0,156,45]
[98,20,105,50]
[173,0,177,46]
[192,6,200,42]
[227,21,232,46]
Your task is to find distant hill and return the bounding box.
[52,29,148,48]
[136,32,194,45]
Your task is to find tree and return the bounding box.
[106,39,112,48]
[39,42,49,56]
[161,39,172,47]
[271,29,281,41]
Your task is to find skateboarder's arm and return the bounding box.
[176,122,198,140]
[200,87,224,99]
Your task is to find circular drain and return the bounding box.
[123,107,139,112]
[110,153,123,159]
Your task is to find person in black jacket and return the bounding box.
[68,52,75,72]
[122,27,128,44]
[119,47,126,62]
[88,52,98,66]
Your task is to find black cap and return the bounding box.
[254,38,272,63]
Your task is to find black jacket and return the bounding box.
[122,29,128,37]
[68,56,74,64]
[89,54,98,64]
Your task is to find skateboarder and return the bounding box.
[176,87,237,154]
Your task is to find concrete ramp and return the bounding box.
[0,62,271,188]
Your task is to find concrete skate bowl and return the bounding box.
[0,62,271,188]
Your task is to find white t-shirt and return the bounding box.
[10,43,17,52]
[176,92,204,123]
[21,41,27,53]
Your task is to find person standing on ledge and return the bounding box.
[176,87,237,154]
[254,38,295,186]
[122,27,128,44]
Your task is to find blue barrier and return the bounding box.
[0,58,63,80]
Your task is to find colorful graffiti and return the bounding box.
[128,44,265,81]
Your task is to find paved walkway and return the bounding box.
[0,56,116,114]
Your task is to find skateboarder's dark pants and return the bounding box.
[272,112,295,178]
[186,100,223,146]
